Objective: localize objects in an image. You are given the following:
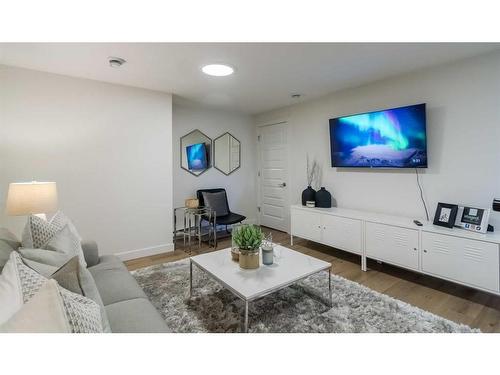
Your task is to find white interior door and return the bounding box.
[258,122,289,232]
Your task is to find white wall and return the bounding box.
[173,97,257,225]
[255,51,500,229]
[0,65,173,258]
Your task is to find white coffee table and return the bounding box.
[189,245,332,332]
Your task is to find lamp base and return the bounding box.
[33,213,47,221]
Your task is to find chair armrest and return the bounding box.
[81,240,100,267]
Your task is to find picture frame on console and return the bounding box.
[433,202,459,228]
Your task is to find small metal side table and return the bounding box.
[173,207,217,252]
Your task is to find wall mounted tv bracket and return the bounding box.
[454,206,491,234]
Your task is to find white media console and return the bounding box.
[290,204,500,295]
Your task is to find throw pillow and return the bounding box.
[17,252,111,332]
[17,248,71,269]
[50,211,83,241]
[43,225,87,267]
[57,282,103,333]
[0,280,71,333]
[0,252,24,324]
[0,252,102,333]
[21,258,58,278]
[21,215,59,249]
[49,256,83,295]
[202,191,229,216]
[1,228,20,273]
[21,215,87,268]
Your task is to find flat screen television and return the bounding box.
[186,142,208,170]
[329,103,427,168]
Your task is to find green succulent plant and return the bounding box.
[232,225,264,253]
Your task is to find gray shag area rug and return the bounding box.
[131,259,478,333]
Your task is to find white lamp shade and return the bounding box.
[6,182,58,216]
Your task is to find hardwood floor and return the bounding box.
[125,227,500,332]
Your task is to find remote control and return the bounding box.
[413,220,423,227]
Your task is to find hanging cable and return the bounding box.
[415,168,429,221]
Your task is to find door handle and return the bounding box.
[278,182,287,187]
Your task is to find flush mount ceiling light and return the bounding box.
[109,56,126,68]
[201,64,234,77]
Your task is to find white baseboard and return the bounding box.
[115,243,174,261]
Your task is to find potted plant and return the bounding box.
[232,224,264,269]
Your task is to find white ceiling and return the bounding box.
[0,43,498,114]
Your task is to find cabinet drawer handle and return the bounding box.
[423,249,427,253]
[413,248,417,251]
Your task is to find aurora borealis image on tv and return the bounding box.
[329,103,427,168]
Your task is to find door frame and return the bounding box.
[256,120,292,233]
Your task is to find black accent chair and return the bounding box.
[196,188,246,227]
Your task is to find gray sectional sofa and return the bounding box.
[1,227,170,333]
[81,241,170,333]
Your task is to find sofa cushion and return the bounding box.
[81,240,100,267]
[88,255,128,273]
[105,298,170,333]
[79,267,111,332]
[89,259,147,306]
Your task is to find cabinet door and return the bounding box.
[422,232,500,293]
[365,222,419,270]
[290,209,321,242]
[321,215,362,254]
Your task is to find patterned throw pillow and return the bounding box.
[22,215,59,249]
[17,249,111,332]
[21,215,87,268]
[50,211,83,241]
[0,252,102,333]
[44,226,87,268]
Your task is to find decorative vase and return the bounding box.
[301,186,316,206]
[262,248,273,265]
[239,250,260,269]
[315,187,332,208]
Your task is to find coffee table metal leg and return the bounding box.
[328,269,332,307]
[189,260,193,298]
[244,300,249,333]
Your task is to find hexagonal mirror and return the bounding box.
[180,129,212,176]
[214,132,241,175]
